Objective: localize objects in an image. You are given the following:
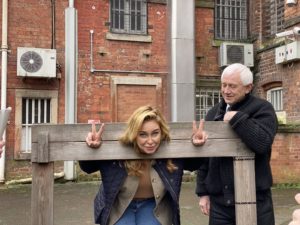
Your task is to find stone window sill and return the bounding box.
[106,32,152,43]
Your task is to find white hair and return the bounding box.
[221,63,253,85]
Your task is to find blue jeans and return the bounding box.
[115,198,161,225]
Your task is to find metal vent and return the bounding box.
[20,51,43,73]
[226,45,244,64]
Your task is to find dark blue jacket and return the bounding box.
[196,94,278,205]
[80,158,200,225]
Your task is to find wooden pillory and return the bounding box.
[31,121,257,225]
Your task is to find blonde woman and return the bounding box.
[80,105,207,225]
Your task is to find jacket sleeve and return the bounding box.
[195,158,209,196]
[182,158,203,171]
[79,160,101,174]
[229,100,278,155]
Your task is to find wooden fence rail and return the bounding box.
[31,121,257,225]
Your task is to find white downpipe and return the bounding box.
[64,0,78,180]
[0,0,8,183]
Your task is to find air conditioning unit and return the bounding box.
[17,47,56,78]
[219,42,254,67]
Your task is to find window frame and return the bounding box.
[263,0,285,38]
[267,87,283,112]
[15,90,58,158]
[214,0,248,41]
[195,80,222,120]
[110,0,148,35]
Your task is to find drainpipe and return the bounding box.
[0,0,8,183]
[64,0,77,180]
[169,0,195,122]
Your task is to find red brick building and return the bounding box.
[0,0,299,183]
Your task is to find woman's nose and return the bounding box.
[146,136,154,143]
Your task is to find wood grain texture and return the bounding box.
[30,121,257,225]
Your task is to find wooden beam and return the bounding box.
[234,156,257,225]
[30,121,257,225]
[31,163,54,225]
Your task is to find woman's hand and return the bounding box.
[86,121,105,148]
[192,119,208,146]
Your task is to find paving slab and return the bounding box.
[0,181,299,225]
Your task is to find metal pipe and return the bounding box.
[89,30,168,75]
[64,0,77,180]
[69,0,74,8]
[51,0,56,49]
[0,0,8,183]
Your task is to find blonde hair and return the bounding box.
[119,105,177,176]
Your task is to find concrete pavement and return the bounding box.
[0,181,299,225]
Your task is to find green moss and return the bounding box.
[272,183,300,189]
[278,123,300,133]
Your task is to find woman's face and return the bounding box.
[136,119,162,154]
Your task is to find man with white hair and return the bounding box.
[195,63,278,225]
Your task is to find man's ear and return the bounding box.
[245,84,253,94]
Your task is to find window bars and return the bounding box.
[110,0,147,34]
[215,0,248,40]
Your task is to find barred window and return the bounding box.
[195,88,222,120]
[110,0,147,35]
[21,98,51,153]
[267,87,283,111]
[262,0,284,38]
[215,0,248,40]
[270,0,285,36]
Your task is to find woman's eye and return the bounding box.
[151,131,161,137]
[139,133,148,138]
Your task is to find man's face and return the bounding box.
[221,72,252,105]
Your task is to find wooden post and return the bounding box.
[31,163,54,225]
[234,156,257,225]
[31,132,54,225]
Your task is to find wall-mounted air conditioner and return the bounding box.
[219,42,254,67]
[17,47,57,78]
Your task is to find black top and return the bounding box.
[196,94,278,205]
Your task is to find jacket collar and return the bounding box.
[213,94,252,121]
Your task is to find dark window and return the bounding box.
[21,98,51,152]
[22,98,51,124]
[195,87,222,120]
[263,0,284,38]
[110,0,147,34]
[215,0,248,40]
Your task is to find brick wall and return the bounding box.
[272,127,300,184]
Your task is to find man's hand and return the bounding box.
[86,121,105,148]
[199,195,210,215]
[192,119,208,146]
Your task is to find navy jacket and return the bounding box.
[80,158,201,225]
[196,94,278,205]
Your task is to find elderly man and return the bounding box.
[196,63,278,225]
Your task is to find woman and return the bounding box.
[80,105,207,225]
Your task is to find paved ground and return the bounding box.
[0,181,299,225]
